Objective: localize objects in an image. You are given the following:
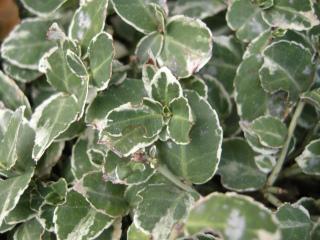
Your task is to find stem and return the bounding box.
[265,186,287,195]
[267,101,305,186]
[263,193,282,207]
[156,164,198,195]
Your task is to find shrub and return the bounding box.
[0,0,320,239]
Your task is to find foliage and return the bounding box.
[0,0,320,239]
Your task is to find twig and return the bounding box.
[267,101,305,186]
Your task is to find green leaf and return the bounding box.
[31,93,80,160]
[100,126,158,157]
[38,179,67,205]
[1,19,55,70]
[0,72,31,118]
[219,138,267,191]
[127,223,150,240]
[134,183,194,240]
[35,142,64,178]
[88,32,114,90]
[71,131,100,180]
[0,170,34,226]
[54,190,113,240]
[111,0,166,34]
[250,116,288,148]
[234,55,268,121]
[0,71,31,117]
[104,98,163,139]
[151,67,183,106]
[204,75,232,119]
[81,171,129,217]
[262,0,319,31]
[167,96,193,145]
[158,16,213,78]
[157,91,222,184]
[243,30,272,59]
[104,151,155,185]
[0,107,24,171]
[201,35,244,94]
[180,75,208,99]
[276,203,312,240]
[226,0,269,42]
[13,218,44,240]
[136,32,164,64]
[5,188,35,225]
[20,0,67,16]
[186,192,281,240]
[86,79,147,127]
[172,0,226,19]
[2,62,41,83]
[69,0,108,49]
[39,44,87,97]
[255,154,276,174]
[259,40,314,101]
[301,88,320,110]
[296,139,320,176]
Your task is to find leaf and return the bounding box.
[296,139,320,176]
[127,223,150,240]
[204,75,232,119]
[262,0,319,31]
[250,116,287,148]
[71,132,99,180]
[5,188,35,225]
[172,0,226,19]
[255,154,276,174]
[167,96,193,145]
[13,218,44,240]
[134,183,194,240]
[0,107,24,170]
[39,44,86,96]
[38,179,67,205]
[68,0,108,49]
[226,0,269,42]
[104,151,155,185]
[105,98,164,139]
[218,138,267,192]
[35,142,64,178]
[1,18,55,70]
[0,71,31,118]
[3,62,41,83]
[100,126,159,157]
[180,75,208,99]
[86,79,147,127]
[31,93,80,160]
[0,170,34,226]
[136,32,164,64]
[81,171,129,217]
[259,40,314,101]
[243,30,273,59]
[88,32,114,90]
[186,192,281,240]
[234,55,268,121]
[276,203,312,240]
[151,67,183,106]
[201,35,244,94]
[158,16,213,78]
[20,0,67,16]
[111,0,166,34]
[301,88,320,110]
[157,91,222,184]
[54,190,113,240]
